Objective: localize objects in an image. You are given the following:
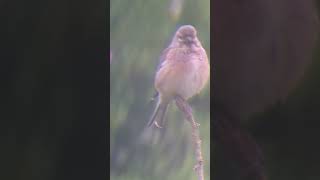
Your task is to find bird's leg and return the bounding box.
[175,96,200,126]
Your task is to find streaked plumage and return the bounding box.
[148,25,210,128]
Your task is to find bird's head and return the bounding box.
[173,25,200,48]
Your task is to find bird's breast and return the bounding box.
[155,50,209,100]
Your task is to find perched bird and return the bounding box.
[147,25,210,128]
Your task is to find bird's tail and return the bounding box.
[147,100,168,128]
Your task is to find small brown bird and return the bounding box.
[147,25,210,128]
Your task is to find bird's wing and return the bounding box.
[149,47,172,102]
[156,47,172,71]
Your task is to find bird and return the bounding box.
[147,25,210,128]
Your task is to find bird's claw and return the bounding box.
[195,122,200,127]
[154,121,163,128]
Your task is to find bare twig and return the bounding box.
[175,96,204,180]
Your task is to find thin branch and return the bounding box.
[175,96,204,180]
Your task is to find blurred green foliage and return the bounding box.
[110,0,210,180]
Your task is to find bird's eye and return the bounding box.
[178,37,183,41]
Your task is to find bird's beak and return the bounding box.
[186,36,193,43]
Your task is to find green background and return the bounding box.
[110,0,210,180]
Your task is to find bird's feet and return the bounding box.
[154,121,163,128]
